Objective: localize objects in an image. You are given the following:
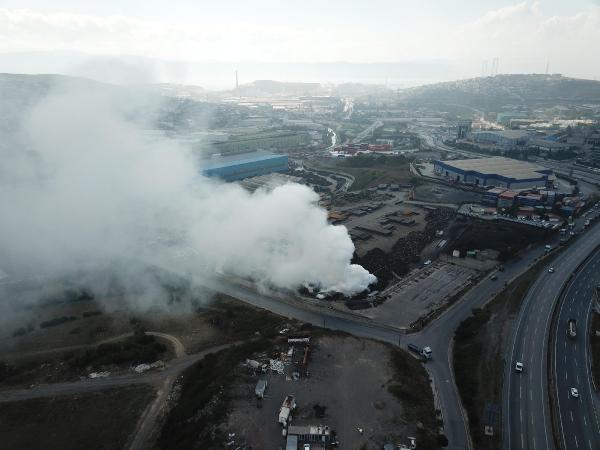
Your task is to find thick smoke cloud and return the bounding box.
[0,83,375,304]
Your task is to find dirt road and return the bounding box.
[0,331,240,450]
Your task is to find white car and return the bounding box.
[570,387,579,399]
[303,444,310,450]
[548,267,555,273]
[515,362,524,373]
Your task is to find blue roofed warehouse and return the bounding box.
[201,150,289,182]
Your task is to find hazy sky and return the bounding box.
[0,1,599,80]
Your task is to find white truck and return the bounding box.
[255,379,268,399]
[408,343,432,360]
[278,395,297,426]
[567,318,577,339]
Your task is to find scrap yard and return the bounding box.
[224,334,436,450]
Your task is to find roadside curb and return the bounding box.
[589,294,600,393]
[447,337,474,450]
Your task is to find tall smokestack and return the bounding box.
[235,70,238,90]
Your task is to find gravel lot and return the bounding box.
[224,335,411,450]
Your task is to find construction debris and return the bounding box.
[269,359,285,374]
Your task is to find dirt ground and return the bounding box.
[0,385,155,450]
[0,293,224,359]
[224,335,412,450]
[0,288,260,389]
[308,156,415,191]
[447,218,549,262]
[414,184,482,204]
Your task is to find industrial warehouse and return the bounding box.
[201,150,289,181]
[433,156,555,189]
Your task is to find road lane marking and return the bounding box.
[571,410,574,422]
[519,385,521,399]
[521,433,524,448]
[575,435,579,448]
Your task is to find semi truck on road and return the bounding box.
[408,343,432,360]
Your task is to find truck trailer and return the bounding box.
[255,379,268,399]
[408,343,432,360]
[278,395,297,426]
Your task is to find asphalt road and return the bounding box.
[405,245,546,450]
[553,251,600,450]
[504,220,600,450]
[351,119,383,144]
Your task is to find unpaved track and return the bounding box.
[128,341,239,450]
[0,331,240,450]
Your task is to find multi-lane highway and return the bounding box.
[553,250,600,450]
[504,220,600,450]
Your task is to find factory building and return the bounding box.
[433,157,554,189]
[201,150,289,182]
[457,121,472,139]
[588,132,600,166]
[469,130,530,148]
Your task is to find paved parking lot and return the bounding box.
[358,261,478,328]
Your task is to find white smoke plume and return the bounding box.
[0,81,376,304]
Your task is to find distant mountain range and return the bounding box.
[0,51,464,89]
[398,74,600,109]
